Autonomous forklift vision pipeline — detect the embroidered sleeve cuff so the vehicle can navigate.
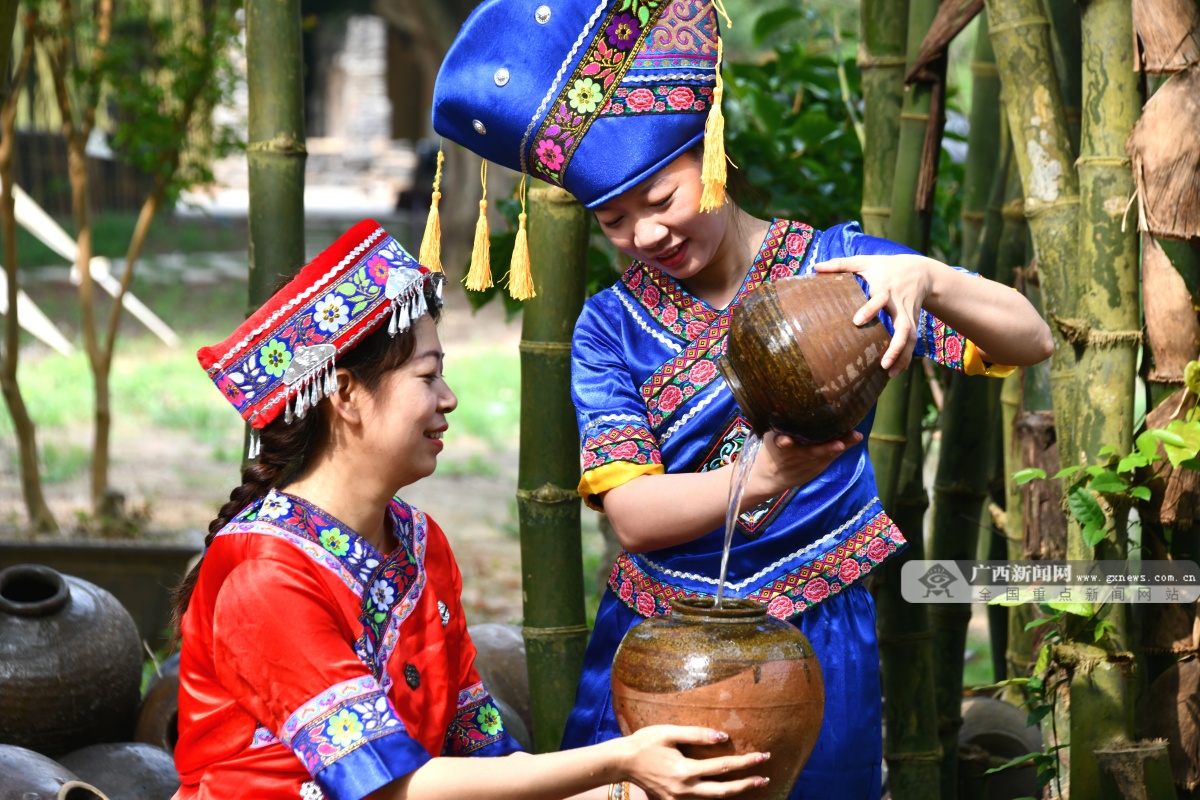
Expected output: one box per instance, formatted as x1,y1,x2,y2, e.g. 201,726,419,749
578,461,665,511
963,340,1017,378
442,682,525,757
315,733,432,800
283,676,429,800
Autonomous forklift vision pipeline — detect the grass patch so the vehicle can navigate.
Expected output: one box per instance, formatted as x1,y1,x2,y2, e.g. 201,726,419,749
437,453,501,478
443,346,520,451
24,441,91,484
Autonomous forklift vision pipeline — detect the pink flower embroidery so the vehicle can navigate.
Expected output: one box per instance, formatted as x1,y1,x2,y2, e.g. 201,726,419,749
582,451,597,470
803,577,830,603
609,562,621,586
661,305,679,326
610,441,640,460
642,285,661,307
890,527,907,544
667,86,695,110
650,450,662,464
366,255,390,284
867,537,889,563
535,139,565,171
767,595,795,619
635,592,656,617
628,271,643,290
786,233,806,255
619,579,634,602
627,88,656,112
770,264,791,281
839,558,862,584
217,376,243,403
658,385,684,413
945,336,963,363
688,360,717,385
686,320,707,340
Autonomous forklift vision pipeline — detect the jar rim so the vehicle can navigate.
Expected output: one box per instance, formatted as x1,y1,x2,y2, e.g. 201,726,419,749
669,596,767,621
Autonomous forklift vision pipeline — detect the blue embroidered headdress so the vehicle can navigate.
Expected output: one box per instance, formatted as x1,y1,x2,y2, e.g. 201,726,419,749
427,1,729,298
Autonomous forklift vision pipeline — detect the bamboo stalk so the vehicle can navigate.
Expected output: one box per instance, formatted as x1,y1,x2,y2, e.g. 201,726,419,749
1043,0,1082,151
986,0,1081,475
874,371,942,800
518,186,589,753
928,38,1009,793
859,0,909,238
960,16,1001,269
245,0,307,312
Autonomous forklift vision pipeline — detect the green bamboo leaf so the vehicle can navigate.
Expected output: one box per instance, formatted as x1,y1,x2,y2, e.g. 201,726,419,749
1024,616,1056,631
1082,521,1107,548
1088,471,1127,494
1135,431,1162,460
1068,486,1106,529
1185,359,1200,396
1085,465,1106,478
1013,467,1047,485
1117,454,1149,473
1150,427,1188,448
985,752,1040,775
1052,465,1082,480
1131,486,1152,501
1163,420,1200,467
1098,445,1117,456
1033,643,1052,675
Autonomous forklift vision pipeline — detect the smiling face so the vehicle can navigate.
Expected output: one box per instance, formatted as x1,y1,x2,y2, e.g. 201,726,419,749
593,151,732,284
357,315,458,488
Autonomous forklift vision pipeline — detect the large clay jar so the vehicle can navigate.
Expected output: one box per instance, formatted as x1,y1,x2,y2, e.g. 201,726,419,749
134,673,180,755
60,743,180,800
611,598,824,799
719,273,891,443
0,744,109,800
0,564,142,756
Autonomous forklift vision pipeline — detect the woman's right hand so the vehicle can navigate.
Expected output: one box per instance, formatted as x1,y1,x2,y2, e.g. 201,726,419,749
747,429,862,498
618,725,768,799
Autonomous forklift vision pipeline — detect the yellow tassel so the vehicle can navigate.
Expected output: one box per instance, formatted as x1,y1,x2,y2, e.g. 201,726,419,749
507,175,536,300
464,160,493,291
699,36,727,213
418,146,445,272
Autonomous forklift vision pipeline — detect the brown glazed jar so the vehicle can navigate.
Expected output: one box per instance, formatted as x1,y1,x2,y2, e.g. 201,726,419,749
0,565,142,757
719,273,891,443
611,598,824,799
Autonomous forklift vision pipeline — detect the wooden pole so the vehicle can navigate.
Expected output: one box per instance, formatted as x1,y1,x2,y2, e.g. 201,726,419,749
518,186,590,752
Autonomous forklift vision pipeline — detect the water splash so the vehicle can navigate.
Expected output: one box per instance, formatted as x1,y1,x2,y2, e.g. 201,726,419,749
714,432,763,608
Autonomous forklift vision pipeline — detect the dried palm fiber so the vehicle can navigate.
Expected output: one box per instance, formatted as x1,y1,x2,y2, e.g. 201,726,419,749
904,0,984,210
1133,0,1200,74
1127,64,1200,240
1146,657,1200,790
1144,238,1200,384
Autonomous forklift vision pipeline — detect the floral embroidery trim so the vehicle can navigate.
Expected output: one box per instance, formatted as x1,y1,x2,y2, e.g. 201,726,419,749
582,423,661,473
612,284,683,352
693,414,794,538
633,0,719,68
529,0,669,185
635,221,814,429
250,723,279,749
281,675,405,774
442,681,509,756
601,84,712,116
218,491,428,688
926,316,966,371
659,381,727,445
609,509,906,619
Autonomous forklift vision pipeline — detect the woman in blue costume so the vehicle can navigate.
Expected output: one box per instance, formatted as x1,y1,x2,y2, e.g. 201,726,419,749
432,2,1054,797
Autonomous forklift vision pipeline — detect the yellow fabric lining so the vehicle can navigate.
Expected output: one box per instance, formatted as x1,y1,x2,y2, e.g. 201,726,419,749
963,339,1017,378
578,461,665,511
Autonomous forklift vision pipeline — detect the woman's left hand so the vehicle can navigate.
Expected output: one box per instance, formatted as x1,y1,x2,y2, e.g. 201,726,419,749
814,254,935,376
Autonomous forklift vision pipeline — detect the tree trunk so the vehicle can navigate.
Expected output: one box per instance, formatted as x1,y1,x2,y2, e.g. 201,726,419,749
245,0,307,312
0,6,56,533
518,185,589,753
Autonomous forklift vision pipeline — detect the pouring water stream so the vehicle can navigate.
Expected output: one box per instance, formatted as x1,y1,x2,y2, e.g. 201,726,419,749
714,432,763,608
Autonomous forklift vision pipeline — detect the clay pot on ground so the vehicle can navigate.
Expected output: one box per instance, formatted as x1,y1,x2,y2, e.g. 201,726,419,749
0,744,109,800
958,696,1043,799
59,743,179,800
0,564,142,757
719,273,891,443
611,598,824,799
134,673,180,755
469,622,534,747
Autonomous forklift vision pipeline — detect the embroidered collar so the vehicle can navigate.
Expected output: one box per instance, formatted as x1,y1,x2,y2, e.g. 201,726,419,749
223,490,428,686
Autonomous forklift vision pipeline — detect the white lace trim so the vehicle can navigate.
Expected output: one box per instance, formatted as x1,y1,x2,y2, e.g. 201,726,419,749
659,381,728,444
520,0,609,174
640,497,880,591
612,284,683,353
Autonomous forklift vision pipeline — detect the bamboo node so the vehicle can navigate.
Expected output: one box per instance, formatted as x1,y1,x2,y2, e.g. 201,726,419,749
970,62,1000,77
856,46,909,70
517,482,578,505
987,15,1051,35
1051,315,1143,349
522,623,591,639
860,205,892,219
898,112,931,123
883,748,944,764
960,210,987,223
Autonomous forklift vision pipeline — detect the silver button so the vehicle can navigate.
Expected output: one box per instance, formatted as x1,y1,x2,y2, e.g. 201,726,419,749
472,119,487,135
535,5,551,24
494,67,510,87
